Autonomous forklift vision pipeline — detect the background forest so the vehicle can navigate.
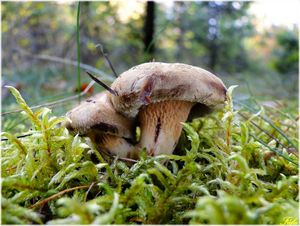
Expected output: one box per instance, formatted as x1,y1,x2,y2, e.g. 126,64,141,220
2,1,298,120
1,1,299,225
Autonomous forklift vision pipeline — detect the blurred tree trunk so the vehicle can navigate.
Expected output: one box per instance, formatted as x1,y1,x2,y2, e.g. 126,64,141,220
207,2,220,71
209,42,218,70
143,1,155,60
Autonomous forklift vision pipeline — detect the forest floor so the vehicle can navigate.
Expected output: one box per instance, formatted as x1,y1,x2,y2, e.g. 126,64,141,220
1,68,299,224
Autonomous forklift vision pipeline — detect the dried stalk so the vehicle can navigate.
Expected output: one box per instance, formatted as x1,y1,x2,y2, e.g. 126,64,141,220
30,184,91,209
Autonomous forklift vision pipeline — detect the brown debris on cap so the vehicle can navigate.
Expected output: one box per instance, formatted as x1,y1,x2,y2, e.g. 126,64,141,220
110,62,227,118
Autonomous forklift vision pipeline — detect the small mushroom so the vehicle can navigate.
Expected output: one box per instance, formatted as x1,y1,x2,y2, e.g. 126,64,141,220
110,62,227,156
64,91,138,159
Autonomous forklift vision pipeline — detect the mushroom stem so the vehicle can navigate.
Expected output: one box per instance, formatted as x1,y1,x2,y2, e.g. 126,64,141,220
138,100,193,156
89,133,139,159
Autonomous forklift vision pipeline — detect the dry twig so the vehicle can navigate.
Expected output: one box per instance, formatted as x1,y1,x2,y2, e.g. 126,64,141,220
30,185,91,209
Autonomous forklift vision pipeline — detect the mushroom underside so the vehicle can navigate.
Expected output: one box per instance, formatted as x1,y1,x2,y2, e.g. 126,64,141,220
65,99,214,160
138,100,194,156
88,133,139,159
88,100,213,158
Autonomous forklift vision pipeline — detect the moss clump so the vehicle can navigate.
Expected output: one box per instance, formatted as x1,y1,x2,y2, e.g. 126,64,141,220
1,86,298,224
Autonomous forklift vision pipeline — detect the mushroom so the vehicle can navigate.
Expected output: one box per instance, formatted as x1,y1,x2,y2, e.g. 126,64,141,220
64,91,138,159
109,62,227,156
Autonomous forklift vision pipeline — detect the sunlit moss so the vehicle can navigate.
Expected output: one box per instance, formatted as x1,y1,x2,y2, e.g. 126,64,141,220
1,86,298,224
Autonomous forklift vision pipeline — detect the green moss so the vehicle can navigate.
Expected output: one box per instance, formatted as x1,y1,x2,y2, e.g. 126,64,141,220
1,86,298,224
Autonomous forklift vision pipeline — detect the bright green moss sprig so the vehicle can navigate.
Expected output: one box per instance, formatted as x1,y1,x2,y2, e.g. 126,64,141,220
1,86,298,224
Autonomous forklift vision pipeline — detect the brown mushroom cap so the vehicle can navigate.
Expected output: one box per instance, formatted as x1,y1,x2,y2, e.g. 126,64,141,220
110,62,227,118
65,91,134,140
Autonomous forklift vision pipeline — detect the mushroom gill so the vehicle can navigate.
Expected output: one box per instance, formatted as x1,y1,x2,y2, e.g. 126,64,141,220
138,100,193,156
